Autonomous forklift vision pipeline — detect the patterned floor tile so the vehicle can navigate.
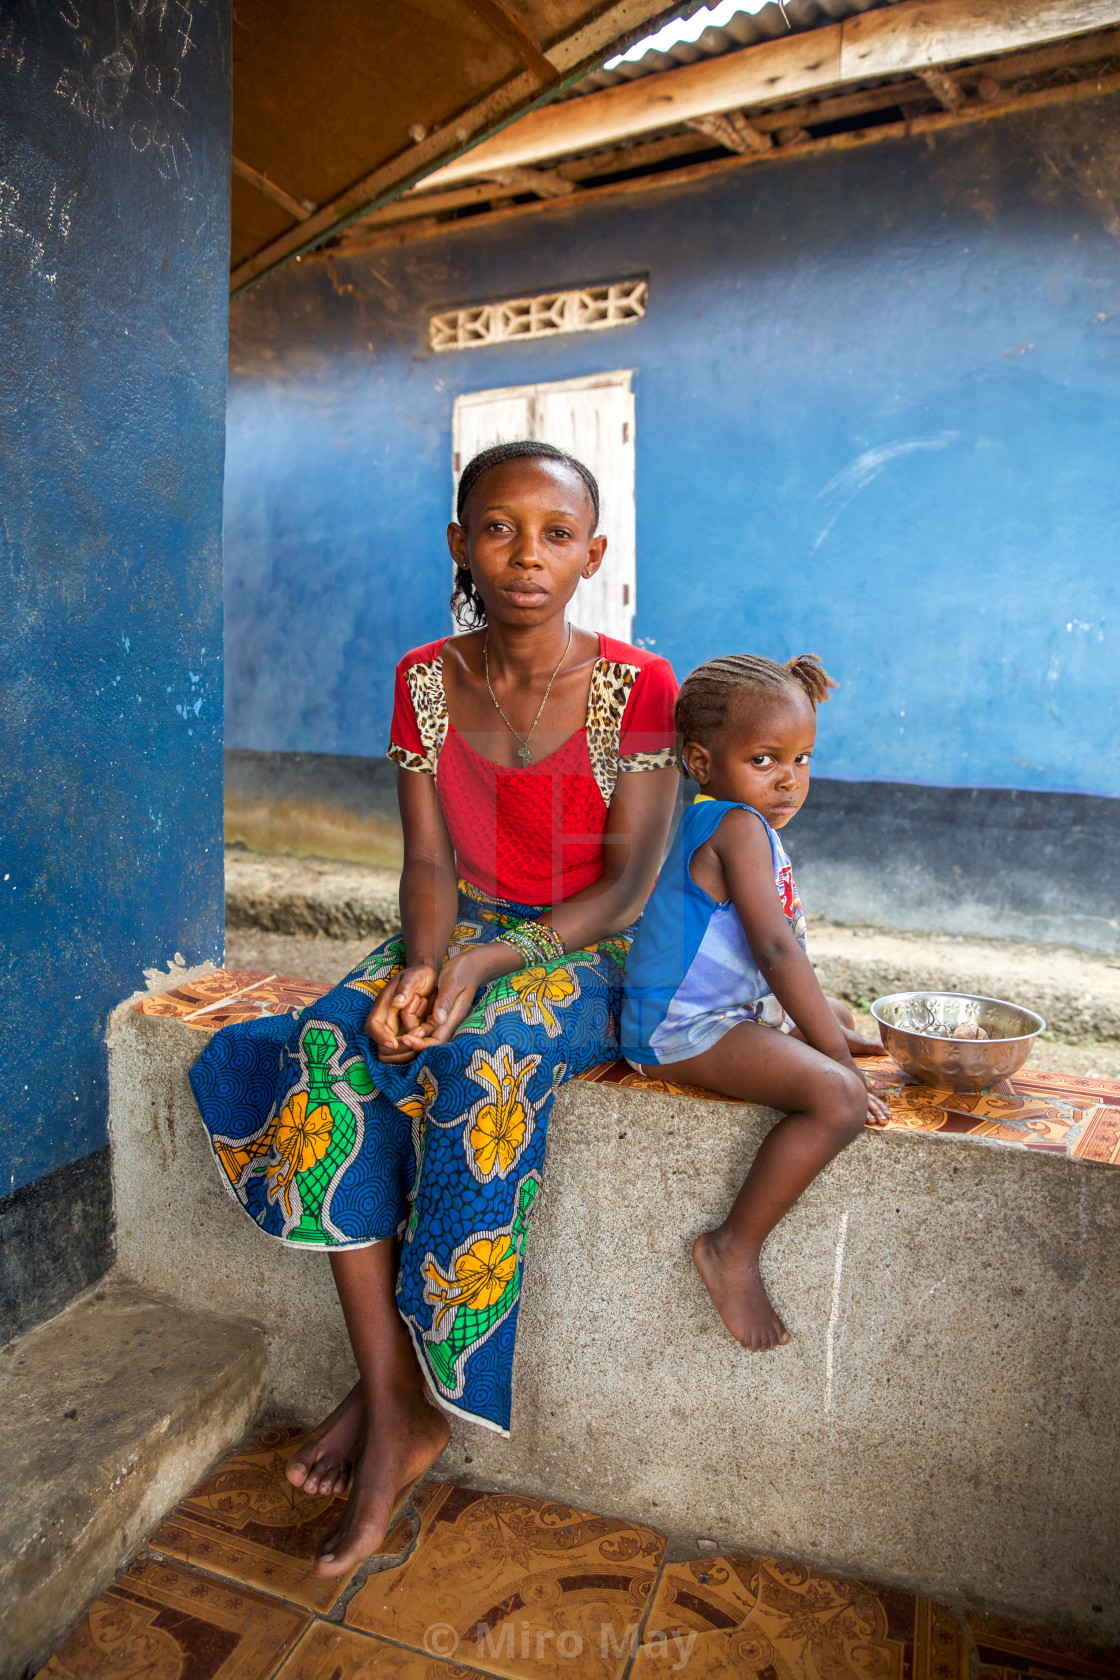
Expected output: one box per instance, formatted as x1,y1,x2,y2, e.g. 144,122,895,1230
36,1555,310,1679
968,1611,1120,1679
149,1427,413,1614
630,1553,969,1680
345,1483,666,1680
274,1621,487,1680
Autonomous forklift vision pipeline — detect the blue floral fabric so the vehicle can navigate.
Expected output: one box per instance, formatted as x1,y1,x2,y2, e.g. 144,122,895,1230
189,880,629,1435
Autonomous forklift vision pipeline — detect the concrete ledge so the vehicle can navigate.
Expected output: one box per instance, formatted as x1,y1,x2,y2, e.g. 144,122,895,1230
107,1001,1120,1641
225,850,400,940
0,1276,267,1680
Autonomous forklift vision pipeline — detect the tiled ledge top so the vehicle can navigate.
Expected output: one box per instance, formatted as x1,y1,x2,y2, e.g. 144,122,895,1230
131,969,1120,1167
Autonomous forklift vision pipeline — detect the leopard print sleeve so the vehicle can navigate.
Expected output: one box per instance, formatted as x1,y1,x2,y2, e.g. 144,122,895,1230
617,652,678,775
387,656,448,774
618,744,678,772
585,658,641,804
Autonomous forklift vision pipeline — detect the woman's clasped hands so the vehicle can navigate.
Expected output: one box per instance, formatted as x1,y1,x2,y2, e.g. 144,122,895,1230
364,948,493,1061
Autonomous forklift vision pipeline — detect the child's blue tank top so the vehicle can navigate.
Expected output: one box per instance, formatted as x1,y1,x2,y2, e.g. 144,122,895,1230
621,796,807,1067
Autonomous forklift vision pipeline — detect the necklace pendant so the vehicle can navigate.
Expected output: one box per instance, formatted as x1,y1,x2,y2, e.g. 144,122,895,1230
517,744,532,767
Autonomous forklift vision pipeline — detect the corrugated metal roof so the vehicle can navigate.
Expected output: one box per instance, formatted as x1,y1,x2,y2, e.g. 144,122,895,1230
568,0,900,96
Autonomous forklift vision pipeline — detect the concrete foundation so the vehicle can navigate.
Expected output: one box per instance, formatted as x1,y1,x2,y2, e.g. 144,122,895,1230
0,1277,267,1680
107,1000,1120,1641
224,749,403,870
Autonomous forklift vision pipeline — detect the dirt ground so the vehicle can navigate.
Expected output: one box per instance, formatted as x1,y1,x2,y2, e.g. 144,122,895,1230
225,929,1120,1081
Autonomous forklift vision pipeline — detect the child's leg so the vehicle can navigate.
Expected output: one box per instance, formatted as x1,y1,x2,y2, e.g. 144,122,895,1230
665,1024,868,1352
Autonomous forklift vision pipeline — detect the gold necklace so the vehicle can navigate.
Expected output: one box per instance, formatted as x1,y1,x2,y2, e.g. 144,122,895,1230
484,624,573,768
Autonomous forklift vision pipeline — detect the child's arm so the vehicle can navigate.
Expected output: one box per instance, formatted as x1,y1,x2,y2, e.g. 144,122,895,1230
707,811,862,1071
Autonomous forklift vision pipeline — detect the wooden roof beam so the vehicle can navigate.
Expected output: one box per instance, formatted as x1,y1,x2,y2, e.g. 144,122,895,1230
457,0,559,86
419,0,1120,187
229,0,692,295
330,66,1120,259
687,111,771,153
917,65,964,111
231,155,315,222
480,164,578,195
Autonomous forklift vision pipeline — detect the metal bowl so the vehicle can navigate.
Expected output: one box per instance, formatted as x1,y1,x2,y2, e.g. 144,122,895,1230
870,991,1046,1092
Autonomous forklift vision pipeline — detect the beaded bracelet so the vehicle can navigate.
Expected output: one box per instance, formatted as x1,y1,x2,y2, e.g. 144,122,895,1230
503,918,565,969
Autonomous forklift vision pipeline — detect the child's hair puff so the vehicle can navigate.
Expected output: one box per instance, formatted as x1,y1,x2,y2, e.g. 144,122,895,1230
451,441,601,629
675,652,837,749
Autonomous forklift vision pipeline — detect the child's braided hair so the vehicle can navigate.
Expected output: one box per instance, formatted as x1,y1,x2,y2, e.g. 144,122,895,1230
675,653,837,759
451,441,601,629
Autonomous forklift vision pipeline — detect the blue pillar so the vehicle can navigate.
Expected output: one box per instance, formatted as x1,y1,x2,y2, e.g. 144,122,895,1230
0,0,232,1340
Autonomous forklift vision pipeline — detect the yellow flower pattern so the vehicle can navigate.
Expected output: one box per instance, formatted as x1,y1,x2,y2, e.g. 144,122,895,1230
267,1090,334,1216
465,1047,538,1182
424,1235,518,1330
509,963,576,1034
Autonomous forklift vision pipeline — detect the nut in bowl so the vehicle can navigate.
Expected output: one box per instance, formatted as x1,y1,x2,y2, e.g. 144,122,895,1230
870,991,1046,1093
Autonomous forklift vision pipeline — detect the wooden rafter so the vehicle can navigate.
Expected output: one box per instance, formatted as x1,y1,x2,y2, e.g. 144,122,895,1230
338,21,1120,247
918,65,965,111
481,163,578,195
333,66,1120,256
417,0,1120,188
231,155,314,222
229,0,691,295
457,0,559,85
688,111,771,153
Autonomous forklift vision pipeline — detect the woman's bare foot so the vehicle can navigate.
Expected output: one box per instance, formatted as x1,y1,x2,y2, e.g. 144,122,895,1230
692,1230,790,1352
315,1389,451,1577
286,1382,366,1499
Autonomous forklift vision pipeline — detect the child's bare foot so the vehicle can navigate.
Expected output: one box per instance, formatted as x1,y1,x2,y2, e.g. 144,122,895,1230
692,1230,790,1352
286,1382,365,1499
315,1389,450,1577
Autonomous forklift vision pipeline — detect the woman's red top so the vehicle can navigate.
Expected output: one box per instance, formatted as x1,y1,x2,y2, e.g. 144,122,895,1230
388,635,677,907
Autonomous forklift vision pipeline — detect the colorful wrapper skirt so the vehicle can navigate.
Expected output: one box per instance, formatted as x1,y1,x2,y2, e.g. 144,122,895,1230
188,881,629,1436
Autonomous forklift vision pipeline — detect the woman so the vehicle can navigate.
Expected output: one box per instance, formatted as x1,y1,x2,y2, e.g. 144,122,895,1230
190,441,678,1576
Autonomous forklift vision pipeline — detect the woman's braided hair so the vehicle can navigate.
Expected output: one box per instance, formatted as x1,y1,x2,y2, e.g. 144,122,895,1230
451,441,601,629
675,653,837,761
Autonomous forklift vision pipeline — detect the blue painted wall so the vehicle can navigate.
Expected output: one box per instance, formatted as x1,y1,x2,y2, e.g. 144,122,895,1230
0,0,231,1207
226,96,1120,800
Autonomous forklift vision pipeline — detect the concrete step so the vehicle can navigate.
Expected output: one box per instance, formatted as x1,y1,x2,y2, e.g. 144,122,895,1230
225,849,400,940
222,851,1120,1043
0,1275,266,1680
809,920,1120,1043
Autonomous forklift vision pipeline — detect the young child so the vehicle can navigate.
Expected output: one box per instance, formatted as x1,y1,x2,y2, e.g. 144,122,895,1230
621,653,889,1353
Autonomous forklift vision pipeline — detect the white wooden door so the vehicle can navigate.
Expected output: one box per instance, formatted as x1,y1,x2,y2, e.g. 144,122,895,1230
452,371,636,641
